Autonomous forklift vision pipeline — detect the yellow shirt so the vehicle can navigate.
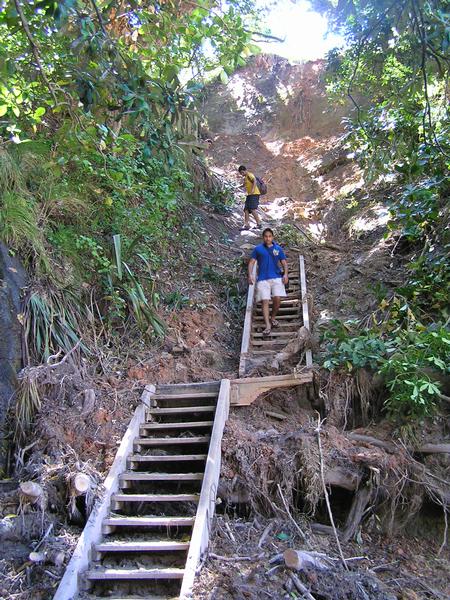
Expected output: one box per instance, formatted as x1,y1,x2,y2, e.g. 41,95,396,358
245,172,260,195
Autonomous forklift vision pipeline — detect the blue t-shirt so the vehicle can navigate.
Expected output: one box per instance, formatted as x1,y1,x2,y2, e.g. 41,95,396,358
251,243,286,281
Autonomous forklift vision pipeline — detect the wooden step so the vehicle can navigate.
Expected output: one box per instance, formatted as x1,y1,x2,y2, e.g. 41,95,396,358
103,516,195,528
128,454,207,463
147,406,215,415
94,540,190,553
112,493,199,503
253,314,301,321
83,596,178,600
120,472,203,482
153,392,217,400
140,421,213,431
251,340,288,347
134,436,210,446
252,322,300,329
85,567,185,581
255,308,299,314
251,327,297,339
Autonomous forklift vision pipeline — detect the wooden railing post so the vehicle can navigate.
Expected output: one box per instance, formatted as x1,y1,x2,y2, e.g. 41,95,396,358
299,255,313,368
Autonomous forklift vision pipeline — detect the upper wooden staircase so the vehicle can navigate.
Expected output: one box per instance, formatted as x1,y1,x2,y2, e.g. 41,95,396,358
239,254,313,376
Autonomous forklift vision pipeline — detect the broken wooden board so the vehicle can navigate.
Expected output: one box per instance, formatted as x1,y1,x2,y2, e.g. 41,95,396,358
230,372,314,406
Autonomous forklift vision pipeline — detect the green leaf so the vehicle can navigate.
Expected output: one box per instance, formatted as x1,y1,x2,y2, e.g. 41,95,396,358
113,234,123,281
219,69,229,84
0,104,7,116
33,107,46,118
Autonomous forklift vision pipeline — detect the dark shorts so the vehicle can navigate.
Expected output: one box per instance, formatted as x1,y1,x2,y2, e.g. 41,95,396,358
244,194,260,211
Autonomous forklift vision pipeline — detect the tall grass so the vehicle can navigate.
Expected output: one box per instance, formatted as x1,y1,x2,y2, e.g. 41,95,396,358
23,287,88,364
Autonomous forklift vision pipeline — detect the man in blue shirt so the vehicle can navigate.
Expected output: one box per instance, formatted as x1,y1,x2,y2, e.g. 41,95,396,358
248,228,289,336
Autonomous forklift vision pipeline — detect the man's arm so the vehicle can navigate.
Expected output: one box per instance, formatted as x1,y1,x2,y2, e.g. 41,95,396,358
248,258,256,285
281,259,288,285
248,173,257,195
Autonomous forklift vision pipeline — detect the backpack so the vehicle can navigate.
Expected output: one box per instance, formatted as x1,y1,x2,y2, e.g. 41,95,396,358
255,175,267,195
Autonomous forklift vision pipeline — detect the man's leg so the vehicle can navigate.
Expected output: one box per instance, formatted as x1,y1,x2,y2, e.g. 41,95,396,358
244,208,250,228
271,296,281,325
261,300,271,334
251,209,261,226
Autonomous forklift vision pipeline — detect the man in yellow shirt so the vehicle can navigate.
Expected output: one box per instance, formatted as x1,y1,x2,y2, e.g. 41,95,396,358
238,165,262,230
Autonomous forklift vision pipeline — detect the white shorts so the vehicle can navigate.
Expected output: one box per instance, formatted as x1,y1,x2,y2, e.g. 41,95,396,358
256,278,286,302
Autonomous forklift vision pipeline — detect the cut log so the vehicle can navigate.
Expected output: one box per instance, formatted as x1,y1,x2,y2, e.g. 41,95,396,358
29,551,45,563
283,549,328,571
70,473,91,496
20,481,44,505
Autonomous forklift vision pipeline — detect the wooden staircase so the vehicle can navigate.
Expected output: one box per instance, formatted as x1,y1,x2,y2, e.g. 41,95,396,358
239,254,312,376
54,381,230,600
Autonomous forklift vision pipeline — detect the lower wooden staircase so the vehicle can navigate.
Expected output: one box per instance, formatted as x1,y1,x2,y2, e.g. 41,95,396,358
54,381,229,600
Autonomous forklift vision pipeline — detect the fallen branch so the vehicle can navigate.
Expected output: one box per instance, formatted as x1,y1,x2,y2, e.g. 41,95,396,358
348,433,450,455
209,552,264,562
290,574,316,600
258,521,274,548
341,485,373,543
264,410,287,421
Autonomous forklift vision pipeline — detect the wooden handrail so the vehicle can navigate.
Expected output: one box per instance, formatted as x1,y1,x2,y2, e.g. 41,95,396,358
179,378,230,599
239,262,257,377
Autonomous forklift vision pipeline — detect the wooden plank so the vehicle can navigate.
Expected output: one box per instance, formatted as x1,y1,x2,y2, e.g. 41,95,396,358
230,373,314,406
94,541,190,553
180,379,230,599
112,493,199,503
53,384,156,600
252,327,297,339
299,255,313,368
134,436,210,446
128,454,207,462
253,314,300,320
252,322,300,330
85,568,185,581
251,339,290,346
156,382,220,394
141,421,213,430
153,392,217,400
147,406,215,415
119,472,203,482
103,516,195,527
239,262,256,377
